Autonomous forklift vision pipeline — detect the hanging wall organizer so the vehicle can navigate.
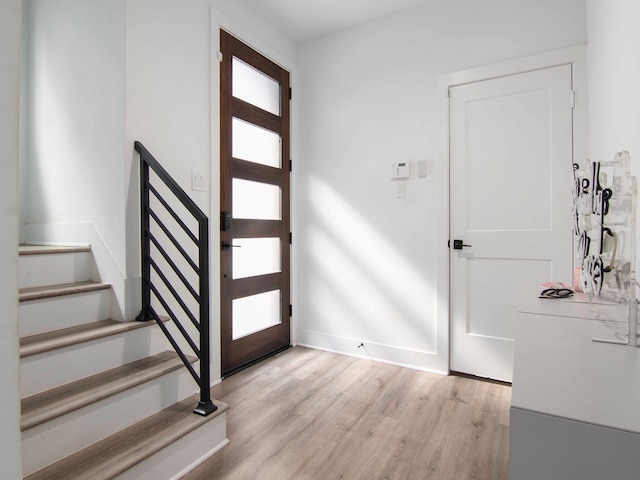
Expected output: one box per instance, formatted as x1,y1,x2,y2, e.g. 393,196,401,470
572,151,638,345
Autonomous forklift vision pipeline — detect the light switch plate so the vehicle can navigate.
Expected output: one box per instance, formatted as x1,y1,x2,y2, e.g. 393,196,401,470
191,170,206,192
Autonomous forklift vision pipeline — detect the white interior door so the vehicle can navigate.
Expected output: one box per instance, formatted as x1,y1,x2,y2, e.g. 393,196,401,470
449,64,573,382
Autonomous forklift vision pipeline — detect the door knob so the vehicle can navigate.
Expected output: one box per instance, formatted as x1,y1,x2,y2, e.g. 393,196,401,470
221,241,241,250
452,239,472,250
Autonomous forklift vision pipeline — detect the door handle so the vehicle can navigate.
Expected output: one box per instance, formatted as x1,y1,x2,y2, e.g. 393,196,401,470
221,241,241,250
452,239,472,250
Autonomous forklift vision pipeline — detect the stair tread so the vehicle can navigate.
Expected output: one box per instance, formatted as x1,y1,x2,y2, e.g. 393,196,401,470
19,244,91,255
20,318,167,358
25,395,228,480
21,351,197,431
19,281,111,302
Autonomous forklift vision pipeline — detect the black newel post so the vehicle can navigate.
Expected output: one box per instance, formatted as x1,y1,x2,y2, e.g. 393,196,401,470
136,144,153,322
193,216,217,416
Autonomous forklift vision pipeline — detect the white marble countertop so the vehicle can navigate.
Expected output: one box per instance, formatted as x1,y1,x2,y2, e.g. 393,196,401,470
518,290,630,323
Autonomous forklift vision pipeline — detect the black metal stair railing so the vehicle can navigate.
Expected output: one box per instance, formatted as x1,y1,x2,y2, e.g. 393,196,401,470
135,140,216,416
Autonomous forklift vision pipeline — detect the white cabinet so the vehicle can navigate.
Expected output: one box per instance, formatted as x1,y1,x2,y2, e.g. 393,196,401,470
510,295,640,479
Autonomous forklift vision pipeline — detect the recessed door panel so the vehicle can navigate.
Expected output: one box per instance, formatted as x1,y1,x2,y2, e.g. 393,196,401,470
465,258,552,339
465,88,552,232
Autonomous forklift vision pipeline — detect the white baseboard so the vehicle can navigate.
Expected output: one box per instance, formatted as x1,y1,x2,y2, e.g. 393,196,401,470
297,329,448,375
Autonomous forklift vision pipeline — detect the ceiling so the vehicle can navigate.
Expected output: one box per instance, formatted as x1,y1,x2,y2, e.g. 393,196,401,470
240,0,431,43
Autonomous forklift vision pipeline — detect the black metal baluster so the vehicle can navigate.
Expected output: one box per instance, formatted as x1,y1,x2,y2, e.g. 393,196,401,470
194,216,216,416
135,141,217,416
136,151,153,322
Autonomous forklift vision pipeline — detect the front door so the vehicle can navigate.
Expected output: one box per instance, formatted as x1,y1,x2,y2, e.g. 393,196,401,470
449,64,574,382
220,30,291,375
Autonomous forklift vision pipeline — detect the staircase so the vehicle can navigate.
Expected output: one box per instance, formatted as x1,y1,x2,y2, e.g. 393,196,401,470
18,245,228,479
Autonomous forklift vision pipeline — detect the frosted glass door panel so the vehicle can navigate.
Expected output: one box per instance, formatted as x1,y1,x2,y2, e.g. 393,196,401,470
233,178,281,219
232,56,280,116
233,290,281,340
233,237,281,279
232,118,281,168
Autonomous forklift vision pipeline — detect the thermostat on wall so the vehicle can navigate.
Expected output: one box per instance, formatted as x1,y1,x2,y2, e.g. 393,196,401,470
392,162,410,179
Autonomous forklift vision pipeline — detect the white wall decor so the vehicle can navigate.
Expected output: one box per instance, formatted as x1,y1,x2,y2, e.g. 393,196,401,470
573,152,637,300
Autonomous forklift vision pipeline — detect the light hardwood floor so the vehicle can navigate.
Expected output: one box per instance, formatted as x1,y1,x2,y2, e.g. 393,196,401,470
183,347,511,480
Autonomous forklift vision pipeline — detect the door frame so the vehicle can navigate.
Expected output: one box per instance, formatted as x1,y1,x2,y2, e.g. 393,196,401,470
434,45,588,375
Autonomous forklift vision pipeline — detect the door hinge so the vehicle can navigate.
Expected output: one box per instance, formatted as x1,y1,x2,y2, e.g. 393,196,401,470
289,304,293,317
570,89,575,109
217,51,223,63
289,159,292,172
289,232,292,244
289,87,292,100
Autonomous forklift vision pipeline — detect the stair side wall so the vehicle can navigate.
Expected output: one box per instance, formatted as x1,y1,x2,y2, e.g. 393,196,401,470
0,0,23,477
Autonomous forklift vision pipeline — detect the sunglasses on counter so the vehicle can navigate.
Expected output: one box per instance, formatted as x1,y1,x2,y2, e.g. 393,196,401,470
539,288,574,299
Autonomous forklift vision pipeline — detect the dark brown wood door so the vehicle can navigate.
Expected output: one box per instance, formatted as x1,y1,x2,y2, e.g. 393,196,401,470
220,30,290,376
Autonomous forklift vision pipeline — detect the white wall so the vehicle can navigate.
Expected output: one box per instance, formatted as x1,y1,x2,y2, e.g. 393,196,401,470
586,0,640,278
125,0,296,380
22,0,128,316
296,0,587,372
0,0,24,477
587,0,640,162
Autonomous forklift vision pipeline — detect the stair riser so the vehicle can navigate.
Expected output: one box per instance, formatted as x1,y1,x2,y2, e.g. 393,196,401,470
22,369,199,476
19,289,111,336
117,413,229,480
20,326,169,397
19,251,92,289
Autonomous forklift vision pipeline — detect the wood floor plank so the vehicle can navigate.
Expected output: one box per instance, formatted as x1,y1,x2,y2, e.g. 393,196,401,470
182,347,512,480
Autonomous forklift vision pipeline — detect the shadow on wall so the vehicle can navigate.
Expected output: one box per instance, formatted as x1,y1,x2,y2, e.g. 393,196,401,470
304,176,437,354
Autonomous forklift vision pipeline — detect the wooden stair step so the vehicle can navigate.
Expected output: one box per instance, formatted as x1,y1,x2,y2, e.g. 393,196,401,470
19,318,168,358
19,244,91,256
19,281,111,302
24,395,228,480
21,351,196,431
